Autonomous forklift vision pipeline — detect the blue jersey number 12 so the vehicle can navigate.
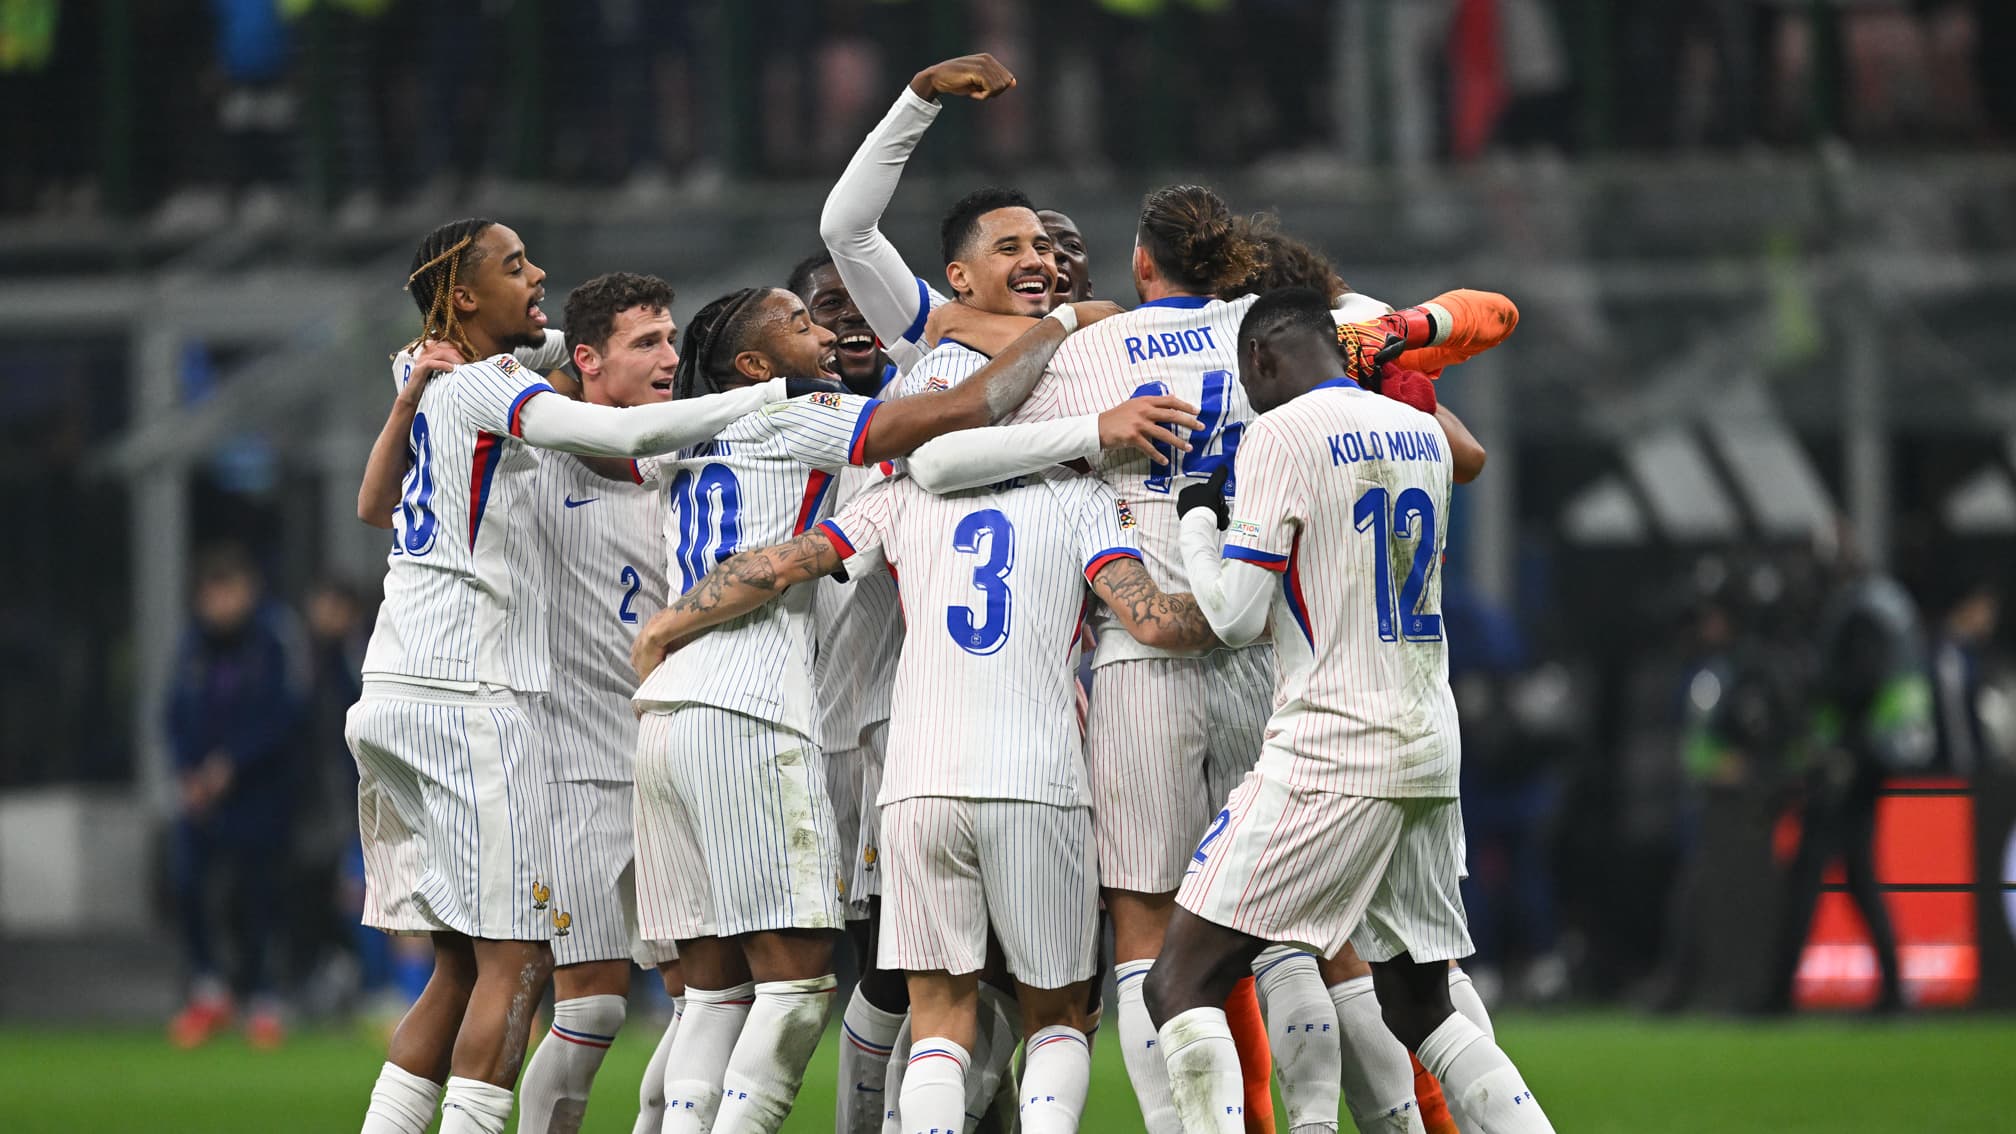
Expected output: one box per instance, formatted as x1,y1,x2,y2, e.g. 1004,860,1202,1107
1351,485,1443,643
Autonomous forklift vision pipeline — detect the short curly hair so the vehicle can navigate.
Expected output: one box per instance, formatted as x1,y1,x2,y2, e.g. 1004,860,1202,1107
562,271,676,355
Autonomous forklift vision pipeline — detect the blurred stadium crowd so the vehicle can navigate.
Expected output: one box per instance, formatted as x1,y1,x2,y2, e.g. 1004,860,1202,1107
3,0,2016,224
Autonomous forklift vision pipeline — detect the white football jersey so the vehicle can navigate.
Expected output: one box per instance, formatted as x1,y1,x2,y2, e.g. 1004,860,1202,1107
812,461,902,753
362,354,557,691
633,391,882,738
529,451,669,782
819,468,1141,808
1006,295,1259,666
1221,378,1459,798
896,338,991,398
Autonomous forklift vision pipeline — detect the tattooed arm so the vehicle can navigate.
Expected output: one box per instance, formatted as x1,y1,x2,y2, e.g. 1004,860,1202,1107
630,529,847,680
1091,557,1221,653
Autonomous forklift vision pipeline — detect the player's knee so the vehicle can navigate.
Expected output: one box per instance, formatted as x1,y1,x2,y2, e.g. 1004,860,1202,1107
858,961,911,1013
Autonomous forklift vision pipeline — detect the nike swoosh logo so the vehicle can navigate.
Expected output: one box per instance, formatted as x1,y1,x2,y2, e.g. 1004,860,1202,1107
853,1082,883,1094
563,496,599,508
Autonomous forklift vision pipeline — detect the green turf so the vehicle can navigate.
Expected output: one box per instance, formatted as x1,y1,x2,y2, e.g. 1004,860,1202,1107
1,1012,2009,1132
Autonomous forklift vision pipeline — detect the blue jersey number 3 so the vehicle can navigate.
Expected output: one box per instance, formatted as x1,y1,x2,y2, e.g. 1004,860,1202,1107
947,508,1015,655
392,411,438,557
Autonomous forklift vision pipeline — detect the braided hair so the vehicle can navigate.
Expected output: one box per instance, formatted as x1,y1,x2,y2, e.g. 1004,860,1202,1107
403,218,497,362
672,288,773,400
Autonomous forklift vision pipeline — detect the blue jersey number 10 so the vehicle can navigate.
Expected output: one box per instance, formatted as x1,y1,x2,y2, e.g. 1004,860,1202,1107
1351,485,1443,643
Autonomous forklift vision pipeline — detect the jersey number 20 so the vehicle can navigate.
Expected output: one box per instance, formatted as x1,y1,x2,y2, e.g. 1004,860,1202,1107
392,411,438,557
947,508,1014,655
1352,486,1443,642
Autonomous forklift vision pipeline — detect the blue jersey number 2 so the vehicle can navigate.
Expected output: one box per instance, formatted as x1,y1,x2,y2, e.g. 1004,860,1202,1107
618,565,642,623
1351,486,1444,643
946,508,1015,655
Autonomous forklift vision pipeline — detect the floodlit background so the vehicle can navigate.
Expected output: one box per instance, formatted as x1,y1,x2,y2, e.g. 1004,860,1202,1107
0,1,2013,1130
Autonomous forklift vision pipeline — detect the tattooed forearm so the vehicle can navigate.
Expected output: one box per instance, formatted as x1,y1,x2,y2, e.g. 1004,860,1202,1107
1096,559,1222,652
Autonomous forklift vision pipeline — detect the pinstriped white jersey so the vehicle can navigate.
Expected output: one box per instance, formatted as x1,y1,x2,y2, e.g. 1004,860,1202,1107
361,355,557,691
896,338,991,398
528,452,669,782
1221,379,1459,798
884,277,951,376
633,392,882,737
1006,296,1260,667
818,468,1141,808
812,461,901,753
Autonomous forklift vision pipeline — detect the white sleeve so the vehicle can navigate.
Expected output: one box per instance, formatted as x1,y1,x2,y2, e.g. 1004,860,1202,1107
905,415,1102,495
513,382,783,457
515,328,570,371
819,87,943,366
1180,507,1275,648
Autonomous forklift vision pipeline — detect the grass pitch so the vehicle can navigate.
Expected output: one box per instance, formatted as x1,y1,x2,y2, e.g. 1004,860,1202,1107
2,1011,2008,1132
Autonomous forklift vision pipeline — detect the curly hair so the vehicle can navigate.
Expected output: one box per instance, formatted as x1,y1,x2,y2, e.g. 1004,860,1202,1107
562,272,676,357
940,186,1038,265
1220,224,1351,302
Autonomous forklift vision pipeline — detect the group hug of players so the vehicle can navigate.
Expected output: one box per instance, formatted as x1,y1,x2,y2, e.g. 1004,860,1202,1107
344,54,1549,1134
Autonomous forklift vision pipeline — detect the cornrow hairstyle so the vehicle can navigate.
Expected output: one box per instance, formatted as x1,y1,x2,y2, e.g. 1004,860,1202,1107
1236,285,1344,360
672,288,772,400
562,271,676,358
940,186,1038,265
786,251,835,302
404,217,497,362
1137,185,1262,297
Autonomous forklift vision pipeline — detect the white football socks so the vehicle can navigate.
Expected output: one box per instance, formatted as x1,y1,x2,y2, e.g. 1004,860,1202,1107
660,982,755,1134
1416,1013,1554,1134
359,1061,441,1134
1019,1024,1091,1133
837,987,904,1134
1115,959,1181,1133
1448,967,1494,1040
632,997,684,1134
1254,946,1342,1134
1158,1006,1246,1134
1329,976,1426,1134
712,974,837,1134
518,993,627,1134
438,1076,513,1134
898,1037,970,1134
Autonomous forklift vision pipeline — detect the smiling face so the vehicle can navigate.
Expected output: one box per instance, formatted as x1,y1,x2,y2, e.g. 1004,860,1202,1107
456,223,549,353
575,305,679,408
733,289,839,384
946,206,1057,318
1039,209,1091,303
798,261,887,393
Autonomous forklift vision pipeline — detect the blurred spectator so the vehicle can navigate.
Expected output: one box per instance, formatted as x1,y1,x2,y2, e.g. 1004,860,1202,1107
1760,559,1933,1014
1929,577,1999,775
288,578,367,1014
165,545,308,1048
1450,586,1574,1003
